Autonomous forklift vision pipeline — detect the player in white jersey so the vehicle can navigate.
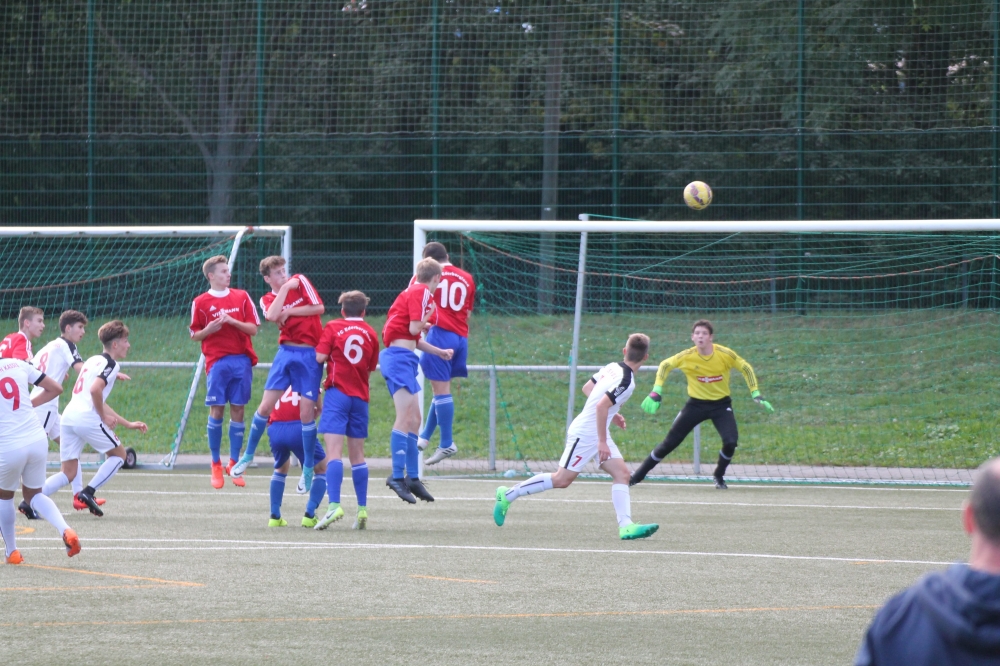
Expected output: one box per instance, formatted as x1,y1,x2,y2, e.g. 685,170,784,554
493,334,660,540
0,357,81,564
18,310,98,519
42,321,147,517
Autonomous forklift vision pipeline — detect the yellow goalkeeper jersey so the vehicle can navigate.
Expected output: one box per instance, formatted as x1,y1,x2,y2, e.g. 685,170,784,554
653,344,759,401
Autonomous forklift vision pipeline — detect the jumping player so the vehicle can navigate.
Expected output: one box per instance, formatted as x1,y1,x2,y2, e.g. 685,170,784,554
21,310,93,518
493,334,659,541
0,306,46,361
629,319,774,489
43,321,148,516
0,356,80,564
189,255,261,489
380,258,453,504
314,291,379,530
412,242,476,465
231,256,324,490
265,387,328,528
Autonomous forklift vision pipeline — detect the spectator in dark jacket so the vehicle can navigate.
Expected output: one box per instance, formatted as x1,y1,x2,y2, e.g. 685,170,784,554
855,457,1000,665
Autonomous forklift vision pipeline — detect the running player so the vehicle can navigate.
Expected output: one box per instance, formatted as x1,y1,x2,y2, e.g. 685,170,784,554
314,291,379,530
412,242,476,465
0,306,45,361
44,321,148,516
380,258,453,504
231,256,325,490
493,334,659,540
629,319,775,489
265,387,328,528
21,310,93,518
0,356,80,564
189,255,261,489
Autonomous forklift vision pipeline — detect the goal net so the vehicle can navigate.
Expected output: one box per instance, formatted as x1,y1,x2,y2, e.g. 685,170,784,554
0,226,288,466
415,220,999,485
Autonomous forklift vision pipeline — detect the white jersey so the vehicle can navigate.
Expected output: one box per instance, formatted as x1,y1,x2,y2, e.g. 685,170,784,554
567,361,636,439
29,337,83,405
0,358,48,452
61,353,120,426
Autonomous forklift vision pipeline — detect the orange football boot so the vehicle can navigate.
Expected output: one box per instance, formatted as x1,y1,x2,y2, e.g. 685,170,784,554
62,528,81,557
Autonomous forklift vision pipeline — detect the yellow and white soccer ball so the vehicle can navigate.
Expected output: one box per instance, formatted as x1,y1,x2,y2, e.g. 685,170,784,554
683,181,713,210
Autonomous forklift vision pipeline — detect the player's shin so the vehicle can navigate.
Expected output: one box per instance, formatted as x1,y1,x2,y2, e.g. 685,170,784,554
434,394,455,449
504,473,554,502
629,455,660,486
0,498,16,557
29,493,69,534
405,432,420,478
714,442,737,479
390,430,407,479
269,472,286,518
42,471,69,496
352,462,368,507
301,422,318,470
70,470,83,495
326,460,343,504
207,416,223,463
87,455,124,491
611,484,632,527
237,412,269,466
306,474,326,518
228,420,245,464
419,402,438,442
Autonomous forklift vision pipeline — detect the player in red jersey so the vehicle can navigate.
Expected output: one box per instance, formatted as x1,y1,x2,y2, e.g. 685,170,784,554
264,386,329,527
189,255,261,489
410,242,476,465
380,258,453,503
0,306,46,361
231,256,325,491
313,291,379,530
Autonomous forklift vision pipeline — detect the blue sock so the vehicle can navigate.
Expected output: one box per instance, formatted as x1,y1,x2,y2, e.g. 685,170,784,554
352,463,369,507
301,422,317,469
406,432,420,478
207,416,223,463
326,460,344,504
269,472,286,518
390,430,407,479
435,394,455,449
228,420,245,463
306,474,327,518
419,401,438,441
244,412,269,459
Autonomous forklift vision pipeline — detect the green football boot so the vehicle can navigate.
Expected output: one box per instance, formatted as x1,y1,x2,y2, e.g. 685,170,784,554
493,486,510,526
619,522,659,540
301,514,319,528
268,517,288,527
314,504,345,530
353,506,368,530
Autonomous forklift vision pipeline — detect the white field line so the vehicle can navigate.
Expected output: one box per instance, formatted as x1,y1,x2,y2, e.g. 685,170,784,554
14,537,955,565
88,489,959,511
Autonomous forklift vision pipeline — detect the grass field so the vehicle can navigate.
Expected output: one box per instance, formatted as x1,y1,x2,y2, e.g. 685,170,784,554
3,471,971,665
6,308,997,473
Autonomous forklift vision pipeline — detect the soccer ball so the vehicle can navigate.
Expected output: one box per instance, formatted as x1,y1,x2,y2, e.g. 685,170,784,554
683,181,713,210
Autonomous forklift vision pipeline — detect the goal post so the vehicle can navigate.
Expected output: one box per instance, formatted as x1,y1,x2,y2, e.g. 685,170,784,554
0,225,291,468
414,219,1000,485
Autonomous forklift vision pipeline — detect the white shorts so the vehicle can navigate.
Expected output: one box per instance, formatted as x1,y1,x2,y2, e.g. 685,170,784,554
60,420,121,462
0,435,49,491
36,404,60,441
558,432,622,473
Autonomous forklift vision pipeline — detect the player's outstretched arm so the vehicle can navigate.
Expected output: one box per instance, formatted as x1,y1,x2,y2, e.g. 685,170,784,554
30,375,63,408
641,358,675,414
105,403,149,432
416,339,453,360
734,354,773,413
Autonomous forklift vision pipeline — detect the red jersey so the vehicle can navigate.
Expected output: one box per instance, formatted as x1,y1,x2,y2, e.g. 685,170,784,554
0,332,32,361
409,262,475,337
189,288,260,372
259,274,323,347
382,282,436,347
268,386,302,424
316,318,379,401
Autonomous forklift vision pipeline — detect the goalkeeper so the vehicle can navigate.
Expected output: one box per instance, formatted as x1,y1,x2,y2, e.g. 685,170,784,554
629,319,774,489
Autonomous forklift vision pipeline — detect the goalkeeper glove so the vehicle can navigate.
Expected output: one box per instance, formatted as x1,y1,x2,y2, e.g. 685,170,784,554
641,386,664,414
751,390,774,414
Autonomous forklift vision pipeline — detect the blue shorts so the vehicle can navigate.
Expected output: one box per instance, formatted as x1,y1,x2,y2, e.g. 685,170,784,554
319,386,369,439
267,420,326,469
420,327,469,381
205,355,253,406
379,346,421,396
264,345,323,401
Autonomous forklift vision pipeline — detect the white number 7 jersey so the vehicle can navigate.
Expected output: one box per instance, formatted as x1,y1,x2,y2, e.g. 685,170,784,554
567,361,636,439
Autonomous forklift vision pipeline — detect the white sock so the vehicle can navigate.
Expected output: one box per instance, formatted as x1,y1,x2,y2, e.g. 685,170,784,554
71,469,84,494
612,483,632,527
87,456,124,491
0,498,16,557
505,473,554,502
30,493,69,535
43,472,69,496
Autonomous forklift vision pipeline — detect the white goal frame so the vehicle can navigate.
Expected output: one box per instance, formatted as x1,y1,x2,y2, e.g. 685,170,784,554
414,218,999,484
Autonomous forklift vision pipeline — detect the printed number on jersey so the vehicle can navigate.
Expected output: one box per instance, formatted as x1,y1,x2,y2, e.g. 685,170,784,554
73,370,87,394
279,386,299,407
36,352,49,372
343,335,366,365
0,376,20,410
437,279,467,312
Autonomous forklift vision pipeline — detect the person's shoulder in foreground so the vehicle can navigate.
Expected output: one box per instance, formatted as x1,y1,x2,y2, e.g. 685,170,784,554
855,458,1000,666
